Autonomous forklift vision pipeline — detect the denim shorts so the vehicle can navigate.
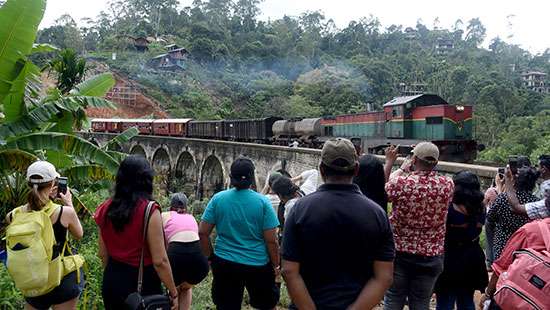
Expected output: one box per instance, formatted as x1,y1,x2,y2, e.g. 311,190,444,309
25,268,86,310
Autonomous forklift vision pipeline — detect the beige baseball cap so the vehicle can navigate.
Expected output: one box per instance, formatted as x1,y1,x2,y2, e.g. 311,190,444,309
412,142,440,162
321,138,358,171
26,161,60,184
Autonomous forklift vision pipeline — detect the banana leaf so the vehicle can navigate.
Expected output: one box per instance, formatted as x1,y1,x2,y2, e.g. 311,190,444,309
0,149,37,173
104,127,139,151
0,95,115,138
2,60,40,122
31,43,58,54
62,164,113,182
45,150,74,169
4,132,120,173
0,0,46,102
70,73,115,97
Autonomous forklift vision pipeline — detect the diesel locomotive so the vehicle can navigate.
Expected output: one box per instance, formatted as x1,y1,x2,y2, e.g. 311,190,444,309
91,94,479,162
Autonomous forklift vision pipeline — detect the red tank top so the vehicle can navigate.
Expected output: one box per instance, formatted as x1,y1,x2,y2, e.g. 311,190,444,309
94,198,160,267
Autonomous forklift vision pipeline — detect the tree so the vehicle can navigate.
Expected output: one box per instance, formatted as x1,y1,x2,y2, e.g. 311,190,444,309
46,49,86,94
465,18,486,47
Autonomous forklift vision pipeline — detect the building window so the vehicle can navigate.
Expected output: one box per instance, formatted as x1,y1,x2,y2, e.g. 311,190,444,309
426,116,443,125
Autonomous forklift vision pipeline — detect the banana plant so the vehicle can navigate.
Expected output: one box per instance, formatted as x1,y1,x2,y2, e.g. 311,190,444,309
0,0,136,216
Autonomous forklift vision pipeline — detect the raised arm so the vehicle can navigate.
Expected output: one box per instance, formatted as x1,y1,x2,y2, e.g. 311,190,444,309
384,145,398,182
59,189,83,240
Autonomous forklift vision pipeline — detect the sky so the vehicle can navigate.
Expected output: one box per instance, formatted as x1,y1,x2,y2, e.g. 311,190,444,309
40,0,550,54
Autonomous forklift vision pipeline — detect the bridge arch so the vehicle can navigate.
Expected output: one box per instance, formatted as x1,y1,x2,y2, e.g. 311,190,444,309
152,147,171,173
200,155,226,199
174,152,197,198
151,147,172,195
129,144,147,158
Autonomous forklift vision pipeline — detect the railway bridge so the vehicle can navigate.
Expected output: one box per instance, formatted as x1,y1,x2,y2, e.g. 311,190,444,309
85,133,497,200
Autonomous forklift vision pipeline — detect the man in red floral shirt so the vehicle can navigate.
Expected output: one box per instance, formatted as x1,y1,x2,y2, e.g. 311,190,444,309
383,142,454,310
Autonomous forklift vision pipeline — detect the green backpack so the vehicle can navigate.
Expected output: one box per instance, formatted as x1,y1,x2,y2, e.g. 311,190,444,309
6,201,64,297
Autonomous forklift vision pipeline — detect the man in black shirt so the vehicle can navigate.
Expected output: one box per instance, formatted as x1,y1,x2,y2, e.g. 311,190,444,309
282,138,395,309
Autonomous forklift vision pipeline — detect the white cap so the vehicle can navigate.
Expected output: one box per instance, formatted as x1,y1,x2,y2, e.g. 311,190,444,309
27,161,60,184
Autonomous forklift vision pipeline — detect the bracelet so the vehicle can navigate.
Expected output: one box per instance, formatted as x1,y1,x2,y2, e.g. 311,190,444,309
484,288,494,298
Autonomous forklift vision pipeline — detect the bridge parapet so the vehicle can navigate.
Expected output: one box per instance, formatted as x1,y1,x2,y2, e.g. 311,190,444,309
83,133,498,198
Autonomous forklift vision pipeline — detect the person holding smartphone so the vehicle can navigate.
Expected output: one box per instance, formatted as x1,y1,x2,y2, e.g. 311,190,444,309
486,164,539,261
506,155,550,220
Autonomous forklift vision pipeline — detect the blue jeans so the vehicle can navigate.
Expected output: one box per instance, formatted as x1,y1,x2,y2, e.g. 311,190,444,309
436,291,475,310
384,252,444,310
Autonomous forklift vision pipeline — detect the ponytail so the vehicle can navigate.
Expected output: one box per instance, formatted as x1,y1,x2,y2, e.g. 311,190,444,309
27,180,53,211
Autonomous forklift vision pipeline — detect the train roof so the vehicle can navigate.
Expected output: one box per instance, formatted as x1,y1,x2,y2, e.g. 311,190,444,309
383,94,448,107
152,119,192,123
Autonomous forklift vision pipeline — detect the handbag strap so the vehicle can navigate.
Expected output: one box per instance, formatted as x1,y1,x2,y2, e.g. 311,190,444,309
137,201,155,293
538,221,550,252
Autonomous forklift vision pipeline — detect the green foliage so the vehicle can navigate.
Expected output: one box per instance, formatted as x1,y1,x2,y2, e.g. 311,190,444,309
0,0,45,102
46,49,86,94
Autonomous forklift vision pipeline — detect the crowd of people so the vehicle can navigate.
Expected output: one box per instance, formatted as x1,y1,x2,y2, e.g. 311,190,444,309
3,138,550,310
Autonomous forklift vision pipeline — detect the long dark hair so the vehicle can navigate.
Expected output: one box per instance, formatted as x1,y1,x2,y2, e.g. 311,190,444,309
107,155,154,231
515,166,540,193
353,155,388,212
452,171,484,221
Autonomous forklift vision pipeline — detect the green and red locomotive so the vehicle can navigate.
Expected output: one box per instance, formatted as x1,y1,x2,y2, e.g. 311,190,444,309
319,94,478,162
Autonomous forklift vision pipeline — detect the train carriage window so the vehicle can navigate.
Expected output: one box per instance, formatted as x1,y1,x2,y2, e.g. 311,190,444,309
426,116,443,124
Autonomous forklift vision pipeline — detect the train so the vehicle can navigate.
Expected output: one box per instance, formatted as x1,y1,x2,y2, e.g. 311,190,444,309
91,94,480,162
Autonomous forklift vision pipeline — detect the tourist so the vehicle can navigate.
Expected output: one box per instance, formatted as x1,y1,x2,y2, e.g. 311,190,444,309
353,154,389,212
484,173,505,271
261,171,284,210
5,161,84,310
507,155,550,220
271,176,305,223
199,157,280,310
486,166,539,261
162,193,209,310
435,171,488,310
282,138,395,309
290,169,321,195
384,142,454,310
94,156,178,310
480,206,550,309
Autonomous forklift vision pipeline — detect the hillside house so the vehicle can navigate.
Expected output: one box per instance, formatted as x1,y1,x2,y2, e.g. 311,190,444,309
148,45,188,71
131,36,151,52
521,71,549,93
435,38,454,55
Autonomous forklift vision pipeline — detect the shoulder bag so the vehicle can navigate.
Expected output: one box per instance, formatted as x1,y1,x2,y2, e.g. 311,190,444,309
125,201,172,310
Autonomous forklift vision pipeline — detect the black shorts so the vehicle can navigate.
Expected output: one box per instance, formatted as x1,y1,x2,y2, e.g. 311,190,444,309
211,255,280,310
167,241,209,286
25,268,85,310
102,258,162,310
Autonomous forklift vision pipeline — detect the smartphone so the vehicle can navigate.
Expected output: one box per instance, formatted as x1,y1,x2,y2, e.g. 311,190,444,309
508,156,518,175
57,177,68,196
498,167,506,178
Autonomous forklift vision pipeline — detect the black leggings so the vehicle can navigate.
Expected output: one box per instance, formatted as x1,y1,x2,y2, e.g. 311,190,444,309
102,258,162,310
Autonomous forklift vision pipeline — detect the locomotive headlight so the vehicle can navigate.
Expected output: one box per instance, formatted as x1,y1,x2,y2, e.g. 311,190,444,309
456,105,465,112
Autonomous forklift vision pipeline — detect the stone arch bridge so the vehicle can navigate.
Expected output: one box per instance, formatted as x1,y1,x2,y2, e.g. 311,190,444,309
86,133,323,200
85,133,497,200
